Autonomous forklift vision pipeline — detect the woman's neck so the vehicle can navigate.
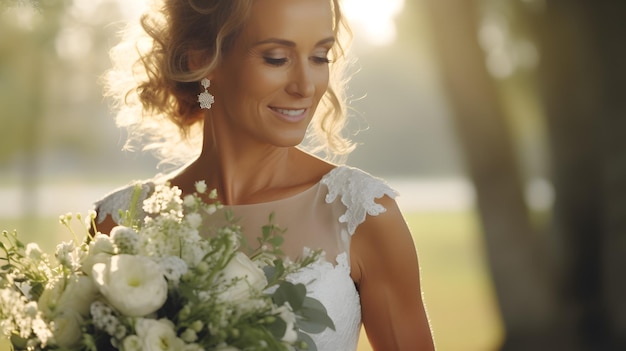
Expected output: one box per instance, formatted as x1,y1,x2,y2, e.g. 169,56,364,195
200,142,297,203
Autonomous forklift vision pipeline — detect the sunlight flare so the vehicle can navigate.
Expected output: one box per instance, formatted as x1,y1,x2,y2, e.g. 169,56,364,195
342,0,405,46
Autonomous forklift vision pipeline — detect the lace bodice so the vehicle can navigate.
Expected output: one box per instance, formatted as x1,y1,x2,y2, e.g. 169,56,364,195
94,165,397,351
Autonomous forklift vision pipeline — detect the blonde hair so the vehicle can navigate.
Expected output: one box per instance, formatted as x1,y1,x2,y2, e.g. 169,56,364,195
104,0,354,166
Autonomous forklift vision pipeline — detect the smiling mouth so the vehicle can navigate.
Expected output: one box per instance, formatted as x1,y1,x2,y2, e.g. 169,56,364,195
270,107,307,116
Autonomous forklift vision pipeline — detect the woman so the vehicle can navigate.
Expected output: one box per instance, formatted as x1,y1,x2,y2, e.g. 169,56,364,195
95,0,435,350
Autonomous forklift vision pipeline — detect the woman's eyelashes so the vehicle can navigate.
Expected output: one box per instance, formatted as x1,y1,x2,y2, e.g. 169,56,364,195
264,57,288,66
262,55,331,66
312,56,331,64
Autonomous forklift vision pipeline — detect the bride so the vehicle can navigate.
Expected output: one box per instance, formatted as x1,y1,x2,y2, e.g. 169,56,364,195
95,0,435,350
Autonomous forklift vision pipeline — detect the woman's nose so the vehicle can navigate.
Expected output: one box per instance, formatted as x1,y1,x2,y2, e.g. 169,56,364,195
286,60,316,97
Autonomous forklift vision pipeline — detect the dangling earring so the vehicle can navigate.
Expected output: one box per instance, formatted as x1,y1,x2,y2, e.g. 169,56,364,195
198,78,214,110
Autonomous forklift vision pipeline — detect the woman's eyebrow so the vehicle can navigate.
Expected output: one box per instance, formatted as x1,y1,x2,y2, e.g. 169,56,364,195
252,36,335,47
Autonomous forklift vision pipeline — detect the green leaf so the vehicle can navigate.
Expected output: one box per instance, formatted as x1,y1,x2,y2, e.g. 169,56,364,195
296,331,317,351
263,265,276,281
297,297,336,333
272,281,306,310
265,315,287,340
269,236,284,247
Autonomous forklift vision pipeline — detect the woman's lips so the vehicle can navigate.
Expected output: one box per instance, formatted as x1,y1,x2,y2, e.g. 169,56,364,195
269,107,308,122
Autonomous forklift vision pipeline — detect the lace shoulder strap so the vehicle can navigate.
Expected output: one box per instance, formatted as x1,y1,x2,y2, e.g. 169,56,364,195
321,166,398,236
93,181,154,225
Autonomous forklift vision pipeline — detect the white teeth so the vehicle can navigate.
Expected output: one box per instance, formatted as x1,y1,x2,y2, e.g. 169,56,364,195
273,108,305,116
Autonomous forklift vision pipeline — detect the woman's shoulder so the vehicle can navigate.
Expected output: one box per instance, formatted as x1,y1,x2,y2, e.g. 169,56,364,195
321,165,398,235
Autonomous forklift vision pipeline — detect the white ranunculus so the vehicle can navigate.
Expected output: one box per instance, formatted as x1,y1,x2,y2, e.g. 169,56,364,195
57,275,98,316
275,303,298,343
91,233,116,253
51,309,83,349
135,318,184,351
92,255,168,317
81,252,112,276
218,252,267,303
81,233,115,275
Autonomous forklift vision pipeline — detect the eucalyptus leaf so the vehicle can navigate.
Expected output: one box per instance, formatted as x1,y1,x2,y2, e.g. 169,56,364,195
272,281,306,310
266,315,287,339
298,297,336,332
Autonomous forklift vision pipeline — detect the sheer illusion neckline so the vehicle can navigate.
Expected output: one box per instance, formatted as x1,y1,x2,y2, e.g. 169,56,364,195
192,166,341,209
226,181,324,209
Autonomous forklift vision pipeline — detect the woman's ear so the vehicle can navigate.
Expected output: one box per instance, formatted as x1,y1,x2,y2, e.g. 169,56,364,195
187,49,214,75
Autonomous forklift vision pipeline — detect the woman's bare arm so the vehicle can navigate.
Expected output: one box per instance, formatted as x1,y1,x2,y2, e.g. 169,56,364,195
351,196,435,351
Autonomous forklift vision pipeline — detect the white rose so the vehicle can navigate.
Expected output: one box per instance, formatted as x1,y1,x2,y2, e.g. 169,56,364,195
275,303,298,343
57,275,98,316
52,309,83,349
81,252,112,276
92,255,168,317
218,252,267,303
135,318,184,351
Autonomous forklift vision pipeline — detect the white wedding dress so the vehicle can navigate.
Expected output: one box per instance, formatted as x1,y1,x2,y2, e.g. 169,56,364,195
95,165,397,351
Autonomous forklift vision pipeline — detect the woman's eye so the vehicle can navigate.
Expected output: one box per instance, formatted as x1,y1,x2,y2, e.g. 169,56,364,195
264,57,288,66
312,56,331,64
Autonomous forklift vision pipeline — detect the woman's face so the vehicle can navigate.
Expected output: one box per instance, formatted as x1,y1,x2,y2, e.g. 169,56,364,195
209,0,334,148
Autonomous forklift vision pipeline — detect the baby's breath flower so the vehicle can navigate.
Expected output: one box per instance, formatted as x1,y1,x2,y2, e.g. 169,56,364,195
205,203,218,216
24,302,38,317
183,194,196,208
159,256,189,285
195,180,207,194
55,241,76,269
110,226,140,254
208,188,218,199
25,243,43,261
143,183,183,215
186,212,203,229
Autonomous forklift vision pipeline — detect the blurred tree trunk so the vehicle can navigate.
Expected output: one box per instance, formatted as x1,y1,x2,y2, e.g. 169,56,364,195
421,1,558,349
526,1,626,350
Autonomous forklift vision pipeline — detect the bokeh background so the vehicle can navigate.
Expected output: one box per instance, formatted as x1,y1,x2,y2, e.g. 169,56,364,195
2,0,625,350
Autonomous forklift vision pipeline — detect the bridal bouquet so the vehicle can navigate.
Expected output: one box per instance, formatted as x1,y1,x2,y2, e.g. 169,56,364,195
0,182,334,351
